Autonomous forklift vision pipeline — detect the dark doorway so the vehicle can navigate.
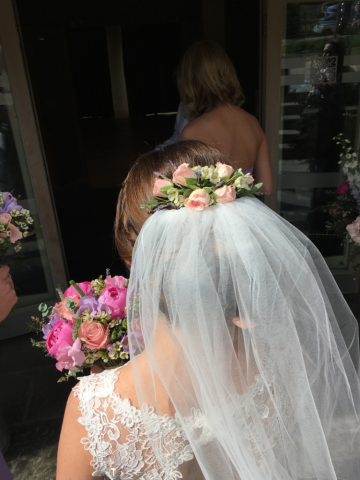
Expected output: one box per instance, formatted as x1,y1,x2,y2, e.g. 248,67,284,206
14,0,260,282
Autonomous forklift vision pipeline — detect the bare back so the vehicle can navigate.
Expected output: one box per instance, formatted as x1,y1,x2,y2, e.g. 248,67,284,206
182,103,273,194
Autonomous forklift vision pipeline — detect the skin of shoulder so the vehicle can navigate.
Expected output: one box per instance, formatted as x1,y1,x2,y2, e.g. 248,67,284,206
56,388,94,480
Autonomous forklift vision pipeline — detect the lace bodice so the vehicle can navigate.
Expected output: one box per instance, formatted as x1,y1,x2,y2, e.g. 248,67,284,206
73,366,196,480
74,366,281,479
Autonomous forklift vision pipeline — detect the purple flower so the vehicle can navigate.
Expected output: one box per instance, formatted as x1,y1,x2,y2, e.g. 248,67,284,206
42,313,61,340
122,331,145,353
96,303,112,317
0,192,22,214
106,344,114,351
75,295,99,318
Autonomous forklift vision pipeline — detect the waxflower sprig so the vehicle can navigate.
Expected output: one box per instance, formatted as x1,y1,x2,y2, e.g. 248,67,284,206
0,191,36,262
141,162,263,213
28,271,140,383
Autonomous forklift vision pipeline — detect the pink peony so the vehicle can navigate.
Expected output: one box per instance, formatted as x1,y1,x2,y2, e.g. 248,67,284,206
216,162,234,178
64,281,92,298
214,185,236,204
173,163,197,186
99,286,127,319
78,322,110,350
337,182,349,195
53,296,79,322
347,217,360,245
153,178,173,198
104,275,127,289
0,213,22,243
184,189,213,212
55,337,85,372
46,319,74,356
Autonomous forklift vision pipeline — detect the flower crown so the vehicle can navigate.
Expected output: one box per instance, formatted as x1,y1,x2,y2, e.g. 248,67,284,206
141,162,263,213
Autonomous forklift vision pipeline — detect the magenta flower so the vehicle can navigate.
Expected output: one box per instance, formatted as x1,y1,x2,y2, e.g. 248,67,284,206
98,286,127,319
64,281,92,298
55,338,86,372
45,319,74,356
337,182,349,195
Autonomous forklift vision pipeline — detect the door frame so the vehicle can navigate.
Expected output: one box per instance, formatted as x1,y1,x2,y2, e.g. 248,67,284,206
0,0,67,337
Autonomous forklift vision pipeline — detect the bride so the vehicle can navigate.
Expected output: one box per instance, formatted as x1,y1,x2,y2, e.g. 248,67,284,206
57,141,360,480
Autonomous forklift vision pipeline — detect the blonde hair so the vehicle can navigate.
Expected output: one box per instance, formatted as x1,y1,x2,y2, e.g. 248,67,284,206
177,40,245,121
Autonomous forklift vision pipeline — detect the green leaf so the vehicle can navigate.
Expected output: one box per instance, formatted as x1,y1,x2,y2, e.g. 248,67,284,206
185,177,198,186
183,189,192,198
72,318,82,341
189,185,199,191
69,280,86,298
203,187,212,194
254,183,263,189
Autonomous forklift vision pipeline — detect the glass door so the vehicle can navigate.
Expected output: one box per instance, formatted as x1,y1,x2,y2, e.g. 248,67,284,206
0,0,67,338
264,0,360,290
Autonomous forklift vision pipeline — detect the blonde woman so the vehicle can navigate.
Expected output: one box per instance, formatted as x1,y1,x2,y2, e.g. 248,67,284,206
178,40,273,194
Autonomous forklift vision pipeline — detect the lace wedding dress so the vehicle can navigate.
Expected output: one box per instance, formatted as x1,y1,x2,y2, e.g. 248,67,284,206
74,364,280,480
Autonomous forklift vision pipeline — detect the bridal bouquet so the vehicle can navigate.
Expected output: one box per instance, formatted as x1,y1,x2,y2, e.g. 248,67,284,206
141,161,263,213
317,134,360,264
0,190,35,262
30,273,132,382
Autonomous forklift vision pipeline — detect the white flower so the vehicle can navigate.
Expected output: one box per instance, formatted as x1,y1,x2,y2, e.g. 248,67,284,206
351,161,358,169
120,351,129,360
234,175,251,190
200,166,211,179
346,154,352,159
353,152,357,157
0,193,3,205
208,170,220,184
191,166,202,172
345,139,351,143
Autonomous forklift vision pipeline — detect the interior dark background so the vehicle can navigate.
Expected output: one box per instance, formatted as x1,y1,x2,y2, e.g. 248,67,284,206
14,0,260,283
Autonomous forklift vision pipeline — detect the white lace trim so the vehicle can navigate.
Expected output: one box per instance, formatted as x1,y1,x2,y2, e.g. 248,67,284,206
74,368,281,479
74,367,195,480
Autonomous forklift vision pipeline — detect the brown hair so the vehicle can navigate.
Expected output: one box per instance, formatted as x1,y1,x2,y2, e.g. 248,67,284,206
115,140,229,263
176,40,245,121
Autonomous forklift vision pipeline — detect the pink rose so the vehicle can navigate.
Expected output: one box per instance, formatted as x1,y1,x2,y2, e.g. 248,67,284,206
46,319,74,356
337,182,349,195
55,337,85,372
64,281,92,298
173,163,197,186
214,185,236,204
0,213,22,243
53,296,79,322
78,322,110,350
347,217,360,245
104,275,128,289
153,178,173,198
216,162,234,178
184,189,213,212
245,174,254,185
99,286,127,319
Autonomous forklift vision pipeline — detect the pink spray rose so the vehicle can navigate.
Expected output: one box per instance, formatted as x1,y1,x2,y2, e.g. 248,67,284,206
99,285,127,319
337,182,349,195
172,163,197,186
153,178,173,198
78,322,110,350
216,162,234,178
55,337,85,372
104,275,127,289
46,319,74,356
64,281,92,298
214,185,236,204
184,189,213,211
347,217,360,245
53,296,79,322
245,173,254,185
0,213,22,243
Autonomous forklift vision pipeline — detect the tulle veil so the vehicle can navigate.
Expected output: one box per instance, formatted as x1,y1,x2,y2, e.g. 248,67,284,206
127,197,360,480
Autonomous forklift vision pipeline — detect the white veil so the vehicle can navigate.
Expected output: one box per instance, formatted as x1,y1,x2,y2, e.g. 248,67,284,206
127,197,360,480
